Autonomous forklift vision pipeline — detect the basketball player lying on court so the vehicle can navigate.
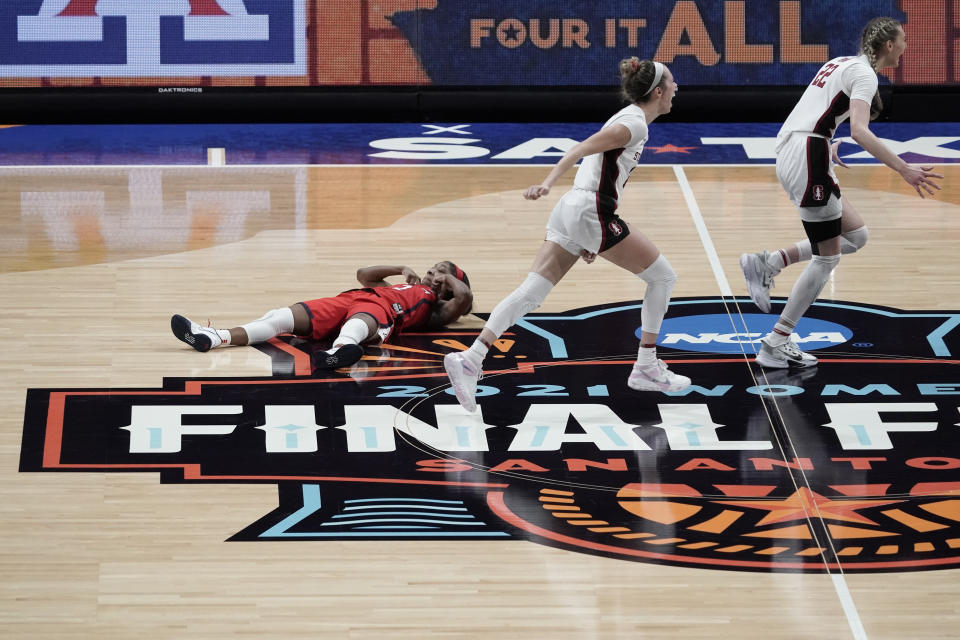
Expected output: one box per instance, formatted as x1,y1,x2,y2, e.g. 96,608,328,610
171,262,473,369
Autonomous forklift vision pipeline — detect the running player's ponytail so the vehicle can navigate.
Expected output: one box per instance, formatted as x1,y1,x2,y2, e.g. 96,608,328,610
859,17,900,119
859,17,901,72
619,57,665,104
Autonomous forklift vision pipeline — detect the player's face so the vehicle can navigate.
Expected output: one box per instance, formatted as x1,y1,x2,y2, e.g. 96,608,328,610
658,69,677,114
881,27,907,68
421,262,451,291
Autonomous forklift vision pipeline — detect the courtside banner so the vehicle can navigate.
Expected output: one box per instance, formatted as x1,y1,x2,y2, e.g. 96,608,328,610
0,1,956,87
393,0,907,86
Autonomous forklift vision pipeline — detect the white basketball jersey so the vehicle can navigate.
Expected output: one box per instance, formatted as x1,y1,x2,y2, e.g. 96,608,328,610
573,104,649,207
776,54,878,152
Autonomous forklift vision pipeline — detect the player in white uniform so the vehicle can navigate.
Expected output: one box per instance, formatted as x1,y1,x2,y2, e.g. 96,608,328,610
444,57,691,412
739,16,942,369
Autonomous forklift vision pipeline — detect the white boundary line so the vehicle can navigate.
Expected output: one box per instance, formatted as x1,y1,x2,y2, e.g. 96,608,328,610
672,163,868,640
672,165,732,296
833,575,869,640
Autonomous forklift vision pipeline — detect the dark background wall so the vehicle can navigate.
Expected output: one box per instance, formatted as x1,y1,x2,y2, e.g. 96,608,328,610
1,85,955,124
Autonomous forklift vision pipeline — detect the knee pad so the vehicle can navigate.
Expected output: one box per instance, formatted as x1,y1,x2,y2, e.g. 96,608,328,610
637,255,677,334
780,254,839,325
811,253,841,272
242,307,295,344
485,272,554,337
638,254,678,288
840,225,868,254
807,254,841,295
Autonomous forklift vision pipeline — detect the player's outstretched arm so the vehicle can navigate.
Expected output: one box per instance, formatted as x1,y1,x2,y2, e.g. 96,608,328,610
849,100,943,198
356,265,420,288
523,124,633,200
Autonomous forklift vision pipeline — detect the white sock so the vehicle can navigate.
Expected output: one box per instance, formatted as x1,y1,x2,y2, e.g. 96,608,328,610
464,340,488,368
330,317,371,351
636,344,657,366
767,321,795,346
768,243,812,273
216,329,231,345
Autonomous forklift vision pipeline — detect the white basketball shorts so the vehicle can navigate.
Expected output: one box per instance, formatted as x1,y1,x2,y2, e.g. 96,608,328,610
545,188,630,255
776,133,842,222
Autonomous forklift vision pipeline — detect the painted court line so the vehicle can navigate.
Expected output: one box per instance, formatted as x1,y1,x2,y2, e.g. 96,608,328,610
672,165,732,297
672,164,868,640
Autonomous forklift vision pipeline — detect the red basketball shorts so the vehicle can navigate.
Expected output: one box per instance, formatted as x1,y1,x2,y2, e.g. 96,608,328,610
297,290,393,342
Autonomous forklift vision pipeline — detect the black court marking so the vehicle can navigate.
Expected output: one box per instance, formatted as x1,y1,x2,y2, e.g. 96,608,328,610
19,298,960,572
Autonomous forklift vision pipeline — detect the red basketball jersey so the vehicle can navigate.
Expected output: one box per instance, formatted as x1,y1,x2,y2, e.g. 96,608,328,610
369,284,437,331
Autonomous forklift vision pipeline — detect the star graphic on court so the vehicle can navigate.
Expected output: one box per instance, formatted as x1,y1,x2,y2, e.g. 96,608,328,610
646,143,697,154
716,488,903,526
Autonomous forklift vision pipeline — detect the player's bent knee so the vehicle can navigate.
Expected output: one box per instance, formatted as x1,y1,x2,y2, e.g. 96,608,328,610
638,255,678,289
841,225,868,254
486,272,554,337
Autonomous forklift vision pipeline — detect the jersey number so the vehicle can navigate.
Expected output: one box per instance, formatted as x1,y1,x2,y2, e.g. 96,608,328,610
811,63,839,88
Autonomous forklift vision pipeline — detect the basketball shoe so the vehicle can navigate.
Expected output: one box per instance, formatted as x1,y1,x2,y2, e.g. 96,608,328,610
315,344,364,369
627,359,691,392
171,314,222,352
739,251,778,313
755,335,818,368
444,352,481,412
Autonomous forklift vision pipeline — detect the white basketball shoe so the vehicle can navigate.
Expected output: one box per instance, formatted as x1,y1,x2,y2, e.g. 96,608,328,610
739,251,778,313
444,352,481,412
627,359,691,392
755,335,818,369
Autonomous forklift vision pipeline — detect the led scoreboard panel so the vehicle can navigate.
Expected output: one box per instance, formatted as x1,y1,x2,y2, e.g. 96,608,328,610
0,1,956,88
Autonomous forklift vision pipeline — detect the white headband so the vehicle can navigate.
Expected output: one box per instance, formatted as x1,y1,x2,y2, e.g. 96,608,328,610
643,61,665,96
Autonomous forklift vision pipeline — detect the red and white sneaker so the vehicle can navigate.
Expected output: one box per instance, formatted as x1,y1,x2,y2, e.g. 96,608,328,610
443,352,481,412
627,359,691,392
171,314,222,352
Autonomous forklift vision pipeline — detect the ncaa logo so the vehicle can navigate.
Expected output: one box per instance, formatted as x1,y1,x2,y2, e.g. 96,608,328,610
0,0,306,77
813,184,825,201
654,313,852,354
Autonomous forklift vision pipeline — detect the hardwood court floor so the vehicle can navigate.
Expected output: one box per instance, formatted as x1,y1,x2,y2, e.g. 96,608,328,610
1,163,959,639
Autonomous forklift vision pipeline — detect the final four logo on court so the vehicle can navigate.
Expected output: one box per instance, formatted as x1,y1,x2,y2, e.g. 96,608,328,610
19,298,960,572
